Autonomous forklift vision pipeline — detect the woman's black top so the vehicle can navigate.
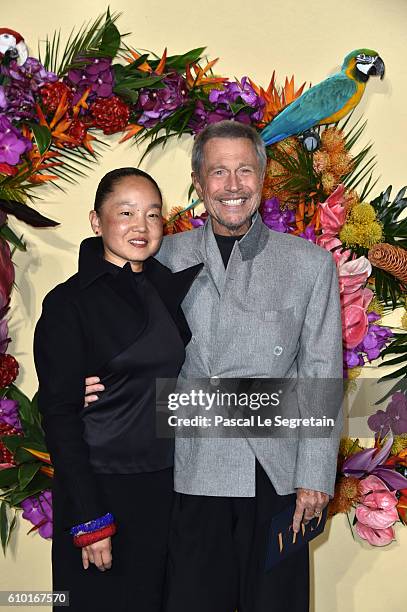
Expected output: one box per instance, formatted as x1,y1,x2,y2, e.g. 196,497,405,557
34,237,202,526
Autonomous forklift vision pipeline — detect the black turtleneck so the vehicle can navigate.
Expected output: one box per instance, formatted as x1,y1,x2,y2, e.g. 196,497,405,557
214,233,245,268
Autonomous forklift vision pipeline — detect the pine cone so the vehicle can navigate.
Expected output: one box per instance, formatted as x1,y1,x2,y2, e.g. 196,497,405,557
40,82,73,113
0,354,19,387
90,96,130,135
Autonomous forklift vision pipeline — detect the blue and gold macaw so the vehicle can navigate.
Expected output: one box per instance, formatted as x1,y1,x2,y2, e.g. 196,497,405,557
261,49,385,146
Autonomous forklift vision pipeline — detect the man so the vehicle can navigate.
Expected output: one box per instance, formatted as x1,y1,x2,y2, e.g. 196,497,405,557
86,121,343,611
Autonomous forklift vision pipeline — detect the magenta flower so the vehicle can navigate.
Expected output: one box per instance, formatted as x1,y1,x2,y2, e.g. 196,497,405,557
136,73,189,128
0,116,32,165
261,197,295,232
67,57,114,103
3,58,57,92
0,399,21,430
21,490,53,539
0,86,7,110
299,224,316,243
190,211,208,227
208,77,265,123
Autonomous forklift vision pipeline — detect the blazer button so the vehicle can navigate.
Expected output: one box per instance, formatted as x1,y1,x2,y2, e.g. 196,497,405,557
210,376,220,386
273,345,283,356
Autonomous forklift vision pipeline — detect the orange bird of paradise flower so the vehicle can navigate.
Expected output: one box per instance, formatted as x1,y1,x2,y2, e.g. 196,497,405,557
250,72,307,127
185,59,227,90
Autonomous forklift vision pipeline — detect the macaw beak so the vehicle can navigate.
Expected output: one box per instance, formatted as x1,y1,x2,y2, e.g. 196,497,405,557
370,56,385,80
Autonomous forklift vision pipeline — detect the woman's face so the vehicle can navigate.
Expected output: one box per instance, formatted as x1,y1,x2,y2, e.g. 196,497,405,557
89,175,163,272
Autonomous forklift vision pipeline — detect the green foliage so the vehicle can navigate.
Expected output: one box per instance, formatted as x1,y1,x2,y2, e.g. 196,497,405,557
39,10,123,76
0,501,16,555
376,332,407,403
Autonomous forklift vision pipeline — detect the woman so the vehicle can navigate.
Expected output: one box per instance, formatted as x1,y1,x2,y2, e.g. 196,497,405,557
34,167,202,611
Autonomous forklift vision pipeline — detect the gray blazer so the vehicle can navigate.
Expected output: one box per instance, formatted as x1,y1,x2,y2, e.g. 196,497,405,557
156,212,343,497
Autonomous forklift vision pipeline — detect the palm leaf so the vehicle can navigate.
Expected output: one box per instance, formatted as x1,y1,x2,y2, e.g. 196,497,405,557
39,10,123,77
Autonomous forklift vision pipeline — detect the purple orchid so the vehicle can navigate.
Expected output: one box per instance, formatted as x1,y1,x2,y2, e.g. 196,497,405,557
3,58,57,92
356,313,393,362
0,86,7,111
208,77,265,123
2,85,36,122
299,224,316,243
21,490,53,539
368,393,407,436
67,57,114,103
0,116,32,165
188,101,233,133
0,319,10,354
136,73,188,128
261,197,295,232
343,349,364,371
345,314,393,376
0,398,22,430
342,433,407,491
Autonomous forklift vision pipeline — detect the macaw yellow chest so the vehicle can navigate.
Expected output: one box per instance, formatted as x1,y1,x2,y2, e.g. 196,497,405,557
319,79,366,125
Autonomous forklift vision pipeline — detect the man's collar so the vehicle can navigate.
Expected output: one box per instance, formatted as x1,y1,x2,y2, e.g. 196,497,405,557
200,212,268,261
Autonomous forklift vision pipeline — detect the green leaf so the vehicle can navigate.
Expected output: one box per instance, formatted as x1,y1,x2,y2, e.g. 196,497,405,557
1,435,24,454
7,513,16,548
0,501,8,554
0,467,18,489
0,225,26,251
14,447,43,465
99,18,121,58
18,463,41,491
29,124,52,156
8,473,52,506
154,47,206,72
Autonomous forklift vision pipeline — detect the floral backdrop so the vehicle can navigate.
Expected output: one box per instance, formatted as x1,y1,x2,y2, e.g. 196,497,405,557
0,12,406,552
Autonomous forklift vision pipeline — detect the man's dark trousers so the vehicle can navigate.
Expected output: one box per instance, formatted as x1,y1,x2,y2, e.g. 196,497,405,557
165,460,309,612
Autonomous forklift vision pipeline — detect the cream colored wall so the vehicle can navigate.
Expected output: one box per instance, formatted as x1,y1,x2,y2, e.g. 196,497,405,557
1,0,406,610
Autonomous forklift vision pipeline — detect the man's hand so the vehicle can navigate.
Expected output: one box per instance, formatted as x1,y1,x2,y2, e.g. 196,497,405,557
292,488,329,533
84,376,105,407
82,536,112,571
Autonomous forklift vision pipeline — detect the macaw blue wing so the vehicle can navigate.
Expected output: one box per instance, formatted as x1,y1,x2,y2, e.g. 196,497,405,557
261,73,357,145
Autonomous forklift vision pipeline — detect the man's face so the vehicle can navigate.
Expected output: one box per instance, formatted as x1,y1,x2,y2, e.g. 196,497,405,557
192,137,264,236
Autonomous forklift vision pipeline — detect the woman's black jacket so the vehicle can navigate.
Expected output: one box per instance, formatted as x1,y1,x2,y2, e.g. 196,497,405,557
33,236,202,526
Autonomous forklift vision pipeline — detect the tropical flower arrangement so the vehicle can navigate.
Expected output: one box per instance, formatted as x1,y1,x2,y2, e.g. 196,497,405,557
0,10,406,551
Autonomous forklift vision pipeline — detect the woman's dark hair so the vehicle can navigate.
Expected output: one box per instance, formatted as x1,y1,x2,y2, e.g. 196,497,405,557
94,167,163,213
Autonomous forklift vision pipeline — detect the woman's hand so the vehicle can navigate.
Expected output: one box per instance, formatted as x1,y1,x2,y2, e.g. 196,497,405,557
84,376,105,407
82,536,112,571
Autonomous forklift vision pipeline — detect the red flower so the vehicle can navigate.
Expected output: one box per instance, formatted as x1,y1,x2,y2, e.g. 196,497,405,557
0,354,19,387
66,119,87,148
40,82,73,113
0,163,18,176
0,421,23,469
90,96,130,135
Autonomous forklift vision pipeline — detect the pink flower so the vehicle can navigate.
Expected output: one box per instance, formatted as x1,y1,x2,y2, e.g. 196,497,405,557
341,288,373,348
355,475,398,546
337,255,372,295
315,235,342,252
355,522,395,546
318,184,347,235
